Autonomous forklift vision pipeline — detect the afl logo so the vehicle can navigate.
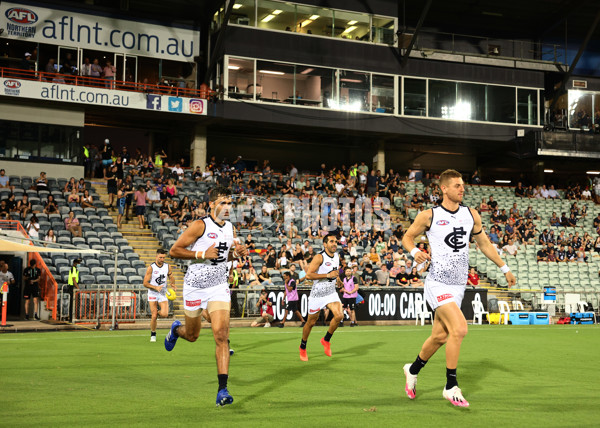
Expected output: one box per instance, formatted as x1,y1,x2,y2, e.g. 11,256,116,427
4,80,21,89
325,262,331,266
436,220,449,226
5,7,38,24
207,232,218,239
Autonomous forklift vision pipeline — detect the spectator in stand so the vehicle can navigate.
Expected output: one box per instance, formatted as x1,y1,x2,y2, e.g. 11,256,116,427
560,212,569,227
367,247,381,265
549,212,561,226
471,170,481,184
43,195,58,215
165,179,178,198
251,289,274,327
258,265,273,285
361,263,378,286
395,266,410,286
192,166,203,181
376,264,390,286
502,239,519,257
467,267,479,286
0,169,14,191
147,185,160,205
67,188,80,208
547,185,560,199
568,213,578,227
101,139,113,178
103,60,116,89
171,163,184,184
80,57,92,78
556,245,567,262
26,214,40,239
134,185,147,229
34,172,48,192
64,211,82,237
106,165,118,209
116,190,126,229
44,229,56,245
20,52,33,71
479,198,489,212
409,266,423,287
2,200,14,219
90,58,102,82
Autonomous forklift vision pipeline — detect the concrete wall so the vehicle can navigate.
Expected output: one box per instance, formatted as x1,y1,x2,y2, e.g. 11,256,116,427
1,160,84,180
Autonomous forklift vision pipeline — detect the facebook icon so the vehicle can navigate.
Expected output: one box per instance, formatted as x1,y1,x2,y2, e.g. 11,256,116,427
146,95,161,110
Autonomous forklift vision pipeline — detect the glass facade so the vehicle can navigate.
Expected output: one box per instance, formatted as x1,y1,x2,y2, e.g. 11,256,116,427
220,0,396,45
225,55,541,127
567,90,600,129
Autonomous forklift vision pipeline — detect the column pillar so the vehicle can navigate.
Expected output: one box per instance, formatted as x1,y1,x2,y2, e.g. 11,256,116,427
190,124,207,170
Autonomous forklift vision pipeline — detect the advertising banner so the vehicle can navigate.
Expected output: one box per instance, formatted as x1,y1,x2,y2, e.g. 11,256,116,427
1,77,207,115
1,1,199,61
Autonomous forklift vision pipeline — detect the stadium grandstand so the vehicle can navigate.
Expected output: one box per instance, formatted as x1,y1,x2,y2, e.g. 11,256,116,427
1,0,600,423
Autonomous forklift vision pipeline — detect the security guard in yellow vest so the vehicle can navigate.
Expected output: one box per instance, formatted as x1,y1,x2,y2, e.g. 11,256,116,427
67,258,81,321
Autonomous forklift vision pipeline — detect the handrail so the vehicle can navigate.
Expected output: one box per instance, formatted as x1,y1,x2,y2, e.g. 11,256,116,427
0,66,205,98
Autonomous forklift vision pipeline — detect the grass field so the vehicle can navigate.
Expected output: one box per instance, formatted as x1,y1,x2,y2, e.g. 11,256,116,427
2,324,599,427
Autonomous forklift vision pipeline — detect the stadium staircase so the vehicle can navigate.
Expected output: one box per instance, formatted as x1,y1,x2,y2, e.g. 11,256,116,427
91,181,185,318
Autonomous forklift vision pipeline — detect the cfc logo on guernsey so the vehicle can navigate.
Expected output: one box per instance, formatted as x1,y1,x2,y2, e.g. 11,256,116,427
444,227,467,252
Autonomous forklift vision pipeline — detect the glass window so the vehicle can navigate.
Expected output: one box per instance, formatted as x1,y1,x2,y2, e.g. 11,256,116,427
486,85,516,124
227,57,255,100
457,82,486,121
331,9,369,41
257,0,295,32
403,78,426,116
517,88,538,125
295,66,333,108
293,4,333,36
230,0,256,26
594,94,600,126
568,90,593,129
428,80,457,118
372,74,394,113
338,70,370,112
256,60,295,102
372,16,395,44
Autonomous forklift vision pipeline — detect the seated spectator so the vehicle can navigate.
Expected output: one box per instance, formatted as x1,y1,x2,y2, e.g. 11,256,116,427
67,188,80,208
0,200,10,219
43,195,58,215
479,198,489,212
502,239,519,257
409,267,423,287
64,211,82,237
34,172,48,192
536,246,548,261
467,267,479,286
171,163,184,183
16,194,32,219
367,247,381,265
6,193,18,217
147,185,160,205
547,185,560,199
395,266,411,286
44,229,56,245
514,182,526,197
164,179,178,198
250,290,274,327
560,212,569,227
64,177,77,193
556,245,567,262
26,214,40,239
245,234,256,250
487,195,498,210
568,213,578,227
593,213,600,230
376,264,390,286
80,189,94,209
361,264,378,286
566,245,576,262
263,250,277,269
549,212,561,226
581,186,592,200
246,266,261,286
0,169,14,191
258,266,273,285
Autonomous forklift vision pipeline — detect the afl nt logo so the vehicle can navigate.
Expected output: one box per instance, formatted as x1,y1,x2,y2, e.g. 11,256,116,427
436,220,449,226
5,7,38,24
207,232,218,239
4,80,21,89
444,227,467,252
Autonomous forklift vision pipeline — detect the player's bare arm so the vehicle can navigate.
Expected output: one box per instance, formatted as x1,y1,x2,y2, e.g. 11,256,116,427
168,264,176,289
143,265,160,292
402,209,433,264
170,219,218,260
470,208,516,287
227,228,248,261
306,254,338,280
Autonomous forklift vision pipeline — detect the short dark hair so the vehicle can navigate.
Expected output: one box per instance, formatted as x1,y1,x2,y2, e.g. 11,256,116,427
30,259,36,266
365,263,373,269
157,249,167,255
323,234,337,244
282,271,291,277
209,186,232,202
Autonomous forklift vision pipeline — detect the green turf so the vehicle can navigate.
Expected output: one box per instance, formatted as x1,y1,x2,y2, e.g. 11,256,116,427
2,324,599,427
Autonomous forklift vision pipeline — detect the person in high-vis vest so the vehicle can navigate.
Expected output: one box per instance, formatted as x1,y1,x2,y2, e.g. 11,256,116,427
67,258,81,321
154,150,167,169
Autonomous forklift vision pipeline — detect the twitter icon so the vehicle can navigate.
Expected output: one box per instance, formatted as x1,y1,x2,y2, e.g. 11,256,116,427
168,97,183,112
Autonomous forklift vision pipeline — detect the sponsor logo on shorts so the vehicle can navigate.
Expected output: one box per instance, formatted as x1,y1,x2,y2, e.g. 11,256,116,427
309,308,320,314
437,293,453,302
148,296,157,301
207,232,218,239
185,299,202,307
436,220,449,226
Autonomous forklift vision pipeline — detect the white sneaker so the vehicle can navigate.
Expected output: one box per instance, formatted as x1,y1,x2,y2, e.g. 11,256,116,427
403,363,417,399
442,386,469,407
150,335,156,342
264,322,271,328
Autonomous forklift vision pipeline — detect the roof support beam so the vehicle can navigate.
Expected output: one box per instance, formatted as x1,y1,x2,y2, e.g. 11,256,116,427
401,0,432,65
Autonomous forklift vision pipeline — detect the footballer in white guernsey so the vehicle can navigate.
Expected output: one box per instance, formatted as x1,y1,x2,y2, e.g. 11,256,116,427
401,169,516,408
165,186,247,407
143,249,175,342
299,234,344,362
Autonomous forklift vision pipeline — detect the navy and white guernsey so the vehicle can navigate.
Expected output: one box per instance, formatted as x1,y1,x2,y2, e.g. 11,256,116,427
426,205,474,286
309,250,340,298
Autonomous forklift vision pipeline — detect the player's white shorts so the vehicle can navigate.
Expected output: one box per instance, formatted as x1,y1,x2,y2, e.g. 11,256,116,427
183,283,231,311
424,278,465,311
308,292,341,315
148,290,168,303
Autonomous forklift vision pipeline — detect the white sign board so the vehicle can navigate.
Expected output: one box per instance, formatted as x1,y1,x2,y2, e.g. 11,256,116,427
1,77,207,115
1,2,199,61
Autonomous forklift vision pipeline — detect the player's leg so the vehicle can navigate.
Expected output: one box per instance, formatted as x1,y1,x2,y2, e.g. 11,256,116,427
435,302,468,395
208,302,234,406
175,313,202,342
24,296,30,319
299,311,319,361
320,301,343,357
294,309,305,325
279,308,289,327
149,300,158,331
33,296,39,320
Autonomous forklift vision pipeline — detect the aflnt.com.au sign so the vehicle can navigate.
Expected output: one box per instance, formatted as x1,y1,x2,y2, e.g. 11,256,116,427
1,1,199,61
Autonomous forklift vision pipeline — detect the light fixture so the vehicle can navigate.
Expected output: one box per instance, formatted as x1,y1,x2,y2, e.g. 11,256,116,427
300,19,313,27
495,180,511,184
309,15,320,20
342,26,357,34
340,78,363,83
300,68,314,74
272,9,282,15
232,4,242,9
259,70,285,75
228,65,240,70
543,169,554,173
586,171,600,175
347,20,357,25
261,14,275,22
